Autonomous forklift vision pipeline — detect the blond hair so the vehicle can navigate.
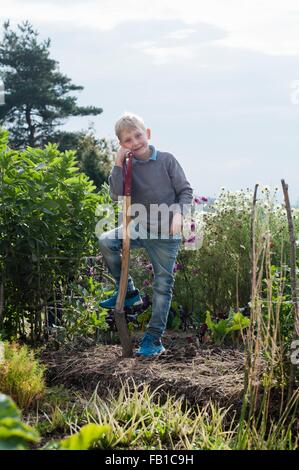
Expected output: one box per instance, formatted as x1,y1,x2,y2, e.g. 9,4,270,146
114,113,147,140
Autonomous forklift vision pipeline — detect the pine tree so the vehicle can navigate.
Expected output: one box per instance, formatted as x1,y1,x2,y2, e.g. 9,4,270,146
0,21,103,148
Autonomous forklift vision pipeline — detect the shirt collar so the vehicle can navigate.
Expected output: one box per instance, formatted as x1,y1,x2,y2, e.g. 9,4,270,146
133,145,157,162
149,145,157,161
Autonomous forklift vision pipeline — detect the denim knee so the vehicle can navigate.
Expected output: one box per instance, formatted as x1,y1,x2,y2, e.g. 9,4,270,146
153,273,174,295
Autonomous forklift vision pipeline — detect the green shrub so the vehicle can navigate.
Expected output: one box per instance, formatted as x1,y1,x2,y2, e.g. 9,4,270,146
0,128,106,340
0,342,45,410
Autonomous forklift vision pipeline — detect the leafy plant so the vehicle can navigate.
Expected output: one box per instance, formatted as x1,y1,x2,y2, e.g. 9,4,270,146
0,393,39,449
205,310,250,345
136,307,152,331
54,275,109,344
43,423,111,450
167,301,182,330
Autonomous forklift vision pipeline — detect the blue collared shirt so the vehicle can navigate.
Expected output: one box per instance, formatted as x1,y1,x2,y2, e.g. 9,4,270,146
133,145,157,162
149,145,157,161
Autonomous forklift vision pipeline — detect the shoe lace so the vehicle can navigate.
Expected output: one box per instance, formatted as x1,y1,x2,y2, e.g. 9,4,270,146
141,334,154,346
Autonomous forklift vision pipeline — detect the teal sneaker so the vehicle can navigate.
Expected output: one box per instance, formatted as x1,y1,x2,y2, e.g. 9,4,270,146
136,333,165,357
99,289,142,309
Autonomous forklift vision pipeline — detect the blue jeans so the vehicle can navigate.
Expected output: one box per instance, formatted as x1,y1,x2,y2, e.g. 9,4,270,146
98,226,181,339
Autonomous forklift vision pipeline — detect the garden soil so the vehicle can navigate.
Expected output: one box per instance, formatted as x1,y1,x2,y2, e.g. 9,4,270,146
41,332,246,412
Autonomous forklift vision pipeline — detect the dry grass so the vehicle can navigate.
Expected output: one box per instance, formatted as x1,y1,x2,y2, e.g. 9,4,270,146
42,337,247,413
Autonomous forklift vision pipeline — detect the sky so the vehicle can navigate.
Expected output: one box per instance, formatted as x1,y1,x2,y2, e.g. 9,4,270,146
1,0,299,202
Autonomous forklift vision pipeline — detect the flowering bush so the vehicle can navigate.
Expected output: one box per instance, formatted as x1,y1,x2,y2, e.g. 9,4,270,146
173,187,299,324
181,194,206,251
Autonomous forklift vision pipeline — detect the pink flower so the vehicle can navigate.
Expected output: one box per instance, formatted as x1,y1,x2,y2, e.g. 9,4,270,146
143,280,150,287
145,263,153,272
193,195,208,205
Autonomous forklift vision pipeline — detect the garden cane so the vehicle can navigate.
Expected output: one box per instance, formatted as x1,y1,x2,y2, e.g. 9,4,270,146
113,151,134,357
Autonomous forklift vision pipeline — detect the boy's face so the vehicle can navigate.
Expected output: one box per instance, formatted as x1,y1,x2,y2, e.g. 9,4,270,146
119,126,151,159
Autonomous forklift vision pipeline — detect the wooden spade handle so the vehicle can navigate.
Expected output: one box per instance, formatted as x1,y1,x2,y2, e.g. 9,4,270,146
114,152,134,357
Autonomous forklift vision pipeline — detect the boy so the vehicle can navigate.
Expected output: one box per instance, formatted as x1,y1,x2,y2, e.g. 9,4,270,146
98,113,193,357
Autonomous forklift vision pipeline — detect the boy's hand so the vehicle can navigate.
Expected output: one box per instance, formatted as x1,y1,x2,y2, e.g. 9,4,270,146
170,212,183,236
115,147,131,167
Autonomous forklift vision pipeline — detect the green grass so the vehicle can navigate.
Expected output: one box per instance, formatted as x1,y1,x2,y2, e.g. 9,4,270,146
36,381,298,450
0,342,45,410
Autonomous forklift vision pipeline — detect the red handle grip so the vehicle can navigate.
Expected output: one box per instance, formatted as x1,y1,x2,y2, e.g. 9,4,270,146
123,152,133,196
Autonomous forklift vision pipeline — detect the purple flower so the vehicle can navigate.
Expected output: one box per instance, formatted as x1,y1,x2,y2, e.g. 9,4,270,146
186,235,196,243
143,279,150,287
201,196,208,202
145,263,153,272
173,262,183,273
190,222,196,232
193,197,200,205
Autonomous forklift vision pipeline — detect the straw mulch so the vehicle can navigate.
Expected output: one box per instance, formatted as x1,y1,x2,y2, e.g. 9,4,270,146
42,334,246,411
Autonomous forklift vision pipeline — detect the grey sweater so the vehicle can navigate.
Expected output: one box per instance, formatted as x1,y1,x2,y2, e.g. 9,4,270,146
109,146,193,234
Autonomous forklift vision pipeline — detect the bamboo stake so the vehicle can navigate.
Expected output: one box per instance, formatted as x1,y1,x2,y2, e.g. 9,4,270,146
250,184,259,300
238,184,260,434
281,179,299,398
247,184,259,369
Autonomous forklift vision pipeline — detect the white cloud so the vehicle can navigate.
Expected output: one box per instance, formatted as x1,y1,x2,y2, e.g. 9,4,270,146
3,0,299,56
2,1,299,201
133,45,196,65
165,28,197,40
